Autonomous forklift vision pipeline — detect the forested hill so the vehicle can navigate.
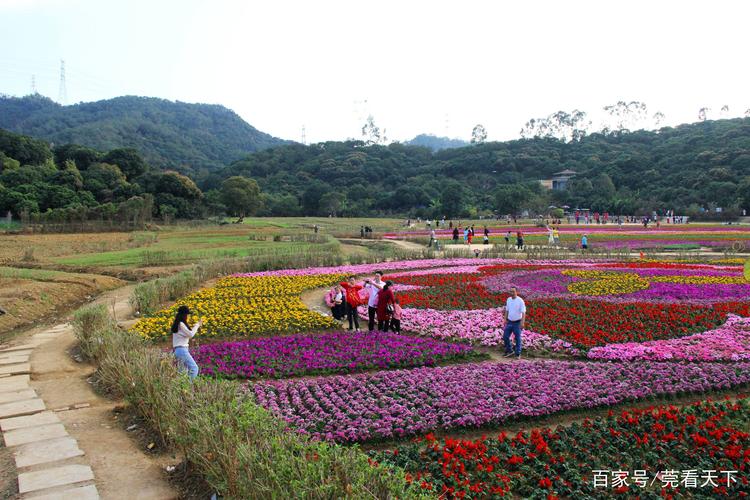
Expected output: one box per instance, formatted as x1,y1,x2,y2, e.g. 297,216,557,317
0,94,287,173
213,118,750,217
405,134,469,151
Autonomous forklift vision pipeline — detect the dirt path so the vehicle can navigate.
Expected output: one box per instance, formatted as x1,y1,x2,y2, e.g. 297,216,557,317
2,285,178,499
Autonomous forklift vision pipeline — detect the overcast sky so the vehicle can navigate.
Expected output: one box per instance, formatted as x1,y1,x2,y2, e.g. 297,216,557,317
1,0,749,144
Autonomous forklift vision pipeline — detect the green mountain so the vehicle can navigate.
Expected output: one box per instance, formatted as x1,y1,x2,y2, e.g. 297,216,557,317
0,94,287,174
405,134,469,151
215,118,750,218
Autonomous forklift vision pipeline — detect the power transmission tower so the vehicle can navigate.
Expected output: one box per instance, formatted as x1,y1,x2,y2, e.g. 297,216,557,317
31,75,37,94
301,125,306,145
58,60,67,104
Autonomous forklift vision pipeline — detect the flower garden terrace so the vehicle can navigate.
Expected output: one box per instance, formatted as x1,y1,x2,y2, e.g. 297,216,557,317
129,257,750,498
383,223,750,251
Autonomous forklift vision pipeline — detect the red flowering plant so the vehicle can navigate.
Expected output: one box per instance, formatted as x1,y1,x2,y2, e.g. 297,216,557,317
373,398,750,498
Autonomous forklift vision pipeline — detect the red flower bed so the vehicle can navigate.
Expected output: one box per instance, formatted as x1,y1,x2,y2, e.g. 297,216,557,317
372,398,750,498
526,300,750,348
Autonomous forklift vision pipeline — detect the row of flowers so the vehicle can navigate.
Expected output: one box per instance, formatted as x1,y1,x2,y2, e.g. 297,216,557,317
587,315,750,362
131,274,346,340
252,359,750,443
191,331,483,379
371,398,750,498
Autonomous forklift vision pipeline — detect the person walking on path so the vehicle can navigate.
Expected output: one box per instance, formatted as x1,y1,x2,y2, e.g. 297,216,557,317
505,231,511,246
452,227,459,242
516,230,524,250
581,234,588,251
171,305,202,381
503,287,526,359
553,226,560,245
340,277,364,331
547,226,555,246
376,281,396,331
429,228,436,248
364,272,385,331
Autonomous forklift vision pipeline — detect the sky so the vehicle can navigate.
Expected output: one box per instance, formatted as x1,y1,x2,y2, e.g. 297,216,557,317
1,0,749,144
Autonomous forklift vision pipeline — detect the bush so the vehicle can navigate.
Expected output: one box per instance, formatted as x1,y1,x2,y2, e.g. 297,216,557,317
71,303,117,360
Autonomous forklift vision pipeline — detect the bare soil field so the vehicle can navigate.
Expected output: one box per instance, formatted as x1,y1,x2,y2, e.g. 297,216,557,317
0,267,124,337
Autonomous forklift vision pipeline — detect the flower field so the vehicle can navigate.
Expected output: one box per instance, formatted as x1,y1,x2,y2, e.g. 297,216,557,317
372,398,750,498
254,360,750,442
131,274,346,340
382,223,750,251
191,331,483,379
143,256,750,497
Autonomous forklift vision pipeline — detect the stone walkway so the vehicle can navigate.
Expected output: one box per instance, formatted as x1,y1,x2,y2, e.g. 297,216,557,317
0,325,99,499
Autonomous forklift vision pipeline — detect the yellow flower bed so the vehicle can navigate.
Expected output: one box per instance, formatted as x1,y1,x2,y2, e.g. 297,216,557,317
131,273,346,340
562,270,650,296
650,275,748,285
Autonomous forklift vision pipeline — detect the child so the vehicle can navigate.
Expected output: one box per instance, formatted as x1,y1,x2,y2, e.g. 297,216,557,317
329,284,344,321
390,298,402,333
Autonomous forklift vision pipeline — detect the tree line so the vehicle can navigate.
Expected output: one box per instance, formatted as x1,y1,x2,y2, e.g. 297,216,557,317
2,117,750,225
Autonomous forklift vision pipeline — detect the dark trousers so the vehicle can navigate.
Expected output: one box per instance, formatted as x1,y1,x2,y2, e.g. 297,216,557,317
368,306,377,331
347,303,360,330
377,319,389,332
516,238,524,249
390,319,401,333
331,303,343,320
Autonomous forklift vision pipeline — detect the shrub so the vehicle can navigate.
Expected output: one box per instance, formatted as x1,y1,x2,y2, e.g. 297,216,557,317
71,303,117,360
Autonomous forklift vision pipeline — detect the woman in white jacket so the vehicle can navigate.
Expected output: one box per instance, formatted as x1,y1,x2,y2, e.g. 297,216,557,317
171,305,202,380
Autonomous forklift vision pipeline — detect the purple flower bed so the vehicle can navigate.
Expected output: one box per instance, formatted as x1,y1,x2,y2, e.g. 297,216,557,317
253,359,750,442
482,266,749,302
192,331,481,379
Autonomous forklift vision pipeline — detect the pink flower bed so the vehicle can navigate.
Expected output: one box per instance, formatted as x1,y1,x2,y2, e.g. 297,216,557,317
587,315,750,361
399,307,579,354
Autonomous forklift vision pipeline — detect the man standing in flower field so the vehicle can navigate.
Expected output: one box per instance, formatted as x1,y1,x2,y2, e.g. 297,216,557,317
503,286,526,359
364,271,385,331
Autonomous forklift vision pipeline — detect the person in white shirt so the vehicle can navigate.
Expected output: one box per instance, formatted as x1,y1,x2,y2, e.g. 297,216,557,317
503,287,526,358
365,271,385,331
171,305,202,380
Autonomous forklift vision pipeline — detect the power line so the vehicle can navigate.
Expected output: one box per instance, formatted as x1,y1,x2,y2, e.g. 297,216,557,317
58,59,67,105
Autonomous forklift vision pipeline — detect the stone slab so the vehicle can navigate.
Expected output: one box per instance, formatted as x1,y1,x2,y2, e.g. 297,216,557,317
0,389,36,404
0,363,31,375
0,344,34,353
5,423,68,447
0,375,30,392
0,356,30,365
0,411,60,432
13,436,83,468
25,484,99,500
17,464,94,494
0,349,32,358
0,399,46,419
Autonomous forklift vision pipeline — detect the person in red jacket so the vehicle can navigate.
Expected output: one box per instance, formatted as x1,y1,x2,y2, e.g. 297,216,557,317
376,281,396,331
340,276,364,331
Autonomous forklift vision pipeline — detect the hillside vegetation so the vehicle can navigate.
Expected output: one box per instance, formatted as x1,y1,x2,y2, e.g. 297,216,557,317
1,104,750,221
0,94,286,173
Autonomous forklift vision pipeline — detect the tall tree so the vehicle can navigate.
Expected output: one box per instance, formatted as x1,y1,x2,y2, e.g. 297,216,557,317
471,124,487,144
220,176,262,217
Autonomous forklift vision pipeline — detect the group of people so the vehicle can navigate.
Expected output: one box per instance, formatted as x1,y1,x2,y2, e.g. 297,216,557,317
328,271,402,333
449,225,491,245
